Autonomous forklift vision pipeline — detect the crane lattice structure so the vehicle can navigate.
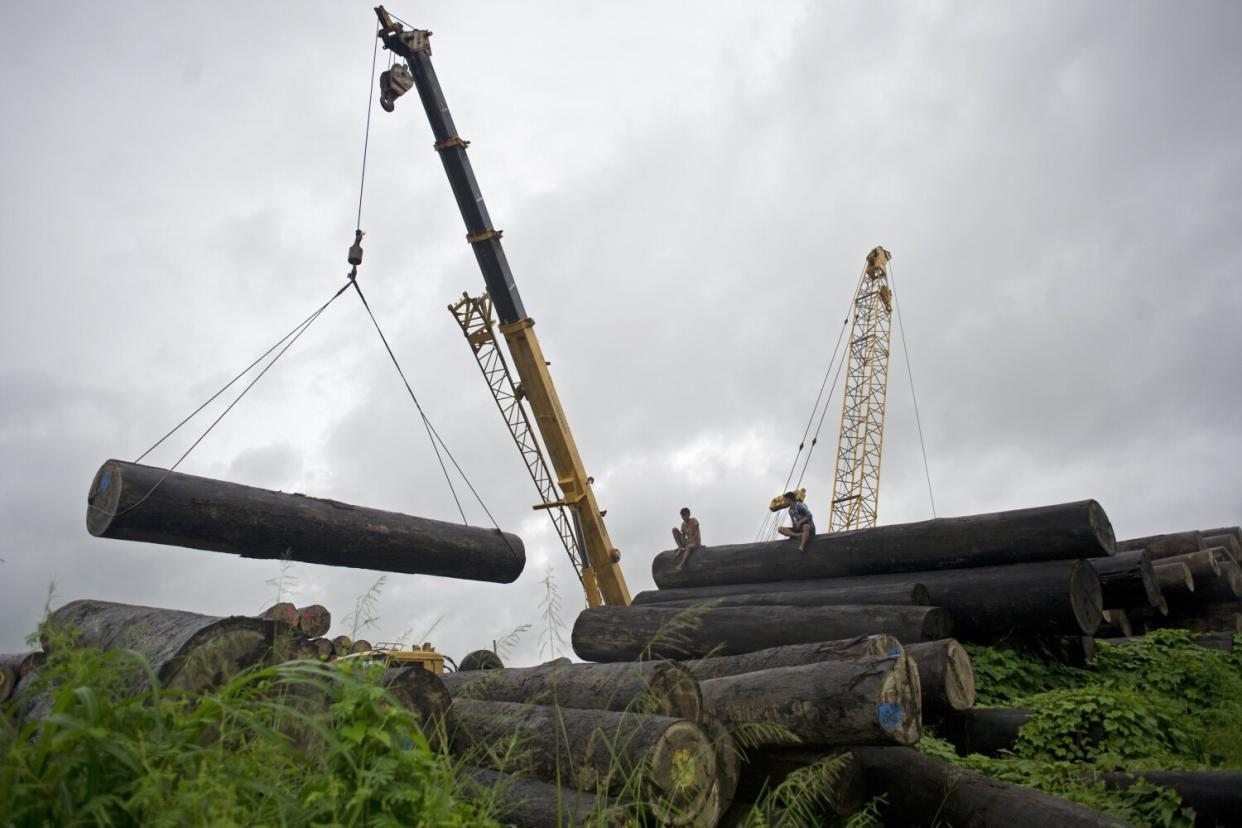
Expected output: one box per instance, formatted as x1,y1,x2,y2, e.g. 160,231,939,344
829,246,894,532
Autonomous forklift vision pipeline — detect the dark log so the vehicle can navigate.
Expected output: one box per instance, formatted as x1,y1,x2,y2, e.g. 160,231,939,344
702,714,741,818
1153,562,1194,594
381,665,452,747
1146,600,1241,634
351,639,372,654
633,581,931,609
1161,549,1222,579
700,655,922,747
42,599,273,693
458,764,630,828
260,602,298,627
1097,609,1134,639
1101,771,1242,828
1203,533,1242,565
295,604,331,637
732,749,864,816
459,649,505,671
852,746,1130,827
651,500,1115,589
1089,551,1166,614
0,652,44,703
442,659,703,721
682,636,903,682
450,699,718,826
331,635,354,657
572,606,950,662
903,639,976,712
1174,561,1242,605
308,638,334,661
86,459,525,583
1116,530,1204,559
1099,632,1235,652
936,708,1032,756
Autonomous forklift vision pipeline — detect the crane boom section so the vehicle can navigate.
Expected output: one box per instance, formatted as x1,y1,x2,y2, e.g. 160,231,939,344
376,11,631,606
829,246,893,532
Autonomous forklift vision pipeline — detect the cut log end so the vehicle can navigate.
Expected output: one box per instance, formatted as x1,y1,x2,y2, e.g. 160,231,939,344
1153,562,1194,594
85,459,125,537
1086,499,1117,555
646,719,720,824
167,623,272,693
647,663,705,721
878,653,923,746
921,607,955,641
1070,561,1104,635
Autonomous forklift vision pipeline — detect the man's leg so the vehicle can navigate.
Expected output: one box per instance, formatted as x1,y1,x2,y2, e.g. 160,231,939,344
673,528,688,570
799,523,811,553
777,527,796,539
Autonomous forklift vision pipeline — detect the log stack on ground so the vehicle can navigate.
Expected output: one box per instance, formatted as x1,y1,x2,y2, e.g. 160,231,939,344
681,636,902,682
0,652,44,704
1089,550,1167,616
86,459,526,583
571,605,951,662
458,765,630,828
449,699,720,826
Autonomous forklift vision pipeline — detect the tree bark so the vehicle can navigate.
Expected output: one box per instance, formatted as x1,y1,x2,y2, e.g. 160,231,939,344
1101,771,1242,828
42,599,273,693
700,655,922,747
903,639,976,712
1116,530,1204,559
1097,609,1134,639
1153,562,1194,595
681,636,903,682
86,459,525,583
1160,549,1222,579
732,749,864,817
1177,561,1242,604
630,576,932,606
633,581,931,609
702,714,741,819
449,699,718,827
295,604,331,637
651,500,1115,589
458,764,630,828
1089,551,1166,614
936,708,1032,756
1203,533,1242,565
571,606,950,662
442,660,703,721
852,746,1130,827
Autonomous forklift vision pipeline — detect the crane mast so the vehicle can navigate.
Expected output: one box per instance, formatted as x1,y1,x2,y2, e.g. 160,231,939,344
374,8,630,607
829,246,893,532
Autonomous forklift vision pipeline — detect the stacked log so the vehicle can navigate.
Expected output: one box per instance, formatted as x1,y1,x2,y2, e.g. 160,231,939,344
458,765,631,828
571,605,951,662
1089,550,1167,617
86,459,526,582
449,699,720,826
681,636,902,681
1100,771,1242,828
0,652,44,703
635,581,931,609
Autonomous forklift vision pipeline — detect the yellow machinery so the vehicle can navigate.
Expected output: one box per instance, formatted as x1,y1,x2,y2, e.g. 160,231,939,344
828,246,894,531
336,642,446,675
375,9,630,607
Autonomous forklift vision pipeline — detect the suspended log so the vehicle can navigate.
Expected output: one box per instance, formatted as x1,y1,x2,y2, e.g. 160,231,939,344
295,604,331,637
442,659,703,721
1101,771,1242,828
572,606,950,662
0,652,44,704
1116,530,1204,559
1089,551,1166,614
732,749,864,816
699,655,922,747
682,636,902,682
633,581,931,609
651,500,1115,589
936,708,1032,756
852,746,1128,827
42,599,273,693
1153,562,1194,594
449,699,718,827
86,459,525,583
903,639,976,712
458,765,629,828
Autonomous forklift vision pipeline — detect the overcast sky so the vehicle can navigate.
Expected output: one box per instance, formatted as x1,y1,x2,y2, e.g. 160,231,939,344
2,1,1239,663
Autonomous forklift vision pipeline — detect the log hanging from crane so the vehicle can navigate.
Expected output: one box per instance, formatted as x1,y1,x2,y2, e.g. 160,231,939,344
85,460,525,583
571,606,951,662
651,500,1115,589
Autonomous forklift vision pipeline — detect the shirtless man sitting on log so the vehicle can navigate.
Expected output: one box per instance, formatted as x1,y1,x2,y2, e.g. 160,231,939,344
672,507,702,571
777,491,815,553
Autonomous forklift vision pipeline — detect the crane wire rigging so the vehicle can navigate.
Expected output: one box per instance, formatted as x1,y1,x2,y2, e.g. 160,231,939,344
888,260,936,517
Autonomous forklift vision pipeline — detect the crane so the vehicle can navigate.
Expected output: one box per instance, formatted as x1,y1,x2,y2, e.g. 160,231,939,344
828,246,893,531
374,8,630,608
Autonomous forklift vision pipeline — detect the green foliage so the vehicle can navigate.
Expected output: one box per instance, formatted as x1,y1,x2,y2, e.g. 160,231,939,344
926,631,1242,828
0,642,494,827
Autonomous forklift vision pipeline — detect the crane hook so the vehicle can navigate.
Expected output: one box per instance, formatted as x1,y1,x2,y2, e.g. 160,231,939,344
347,229,365,280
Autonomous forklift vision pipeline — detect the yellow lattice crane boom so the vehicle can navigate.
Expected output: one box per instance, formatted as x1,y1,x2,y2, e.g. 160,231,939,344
829,246,894,532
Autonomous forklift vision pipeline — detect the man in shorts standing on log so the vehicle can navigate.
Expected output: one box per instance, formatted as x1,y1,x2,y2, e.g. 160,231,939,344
777,491,815,553
673,507,702,571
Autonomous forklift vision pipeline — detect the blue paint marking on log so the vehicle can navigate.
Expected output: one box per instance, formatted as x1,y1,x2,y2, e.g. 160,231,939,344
877,703,903,729
99,472,111,493
887,646,901,656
